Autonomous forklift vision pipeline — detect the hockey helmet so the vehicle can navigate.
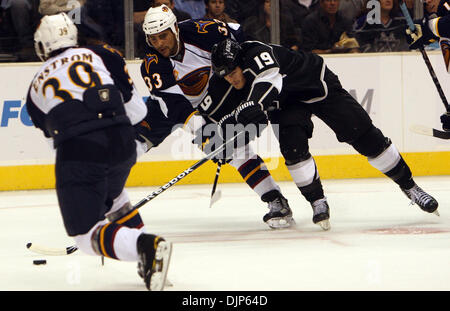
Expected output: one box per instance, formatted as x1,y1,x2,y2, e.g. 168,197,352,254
34,12,78,61
211,39,242,77
142,4,179,48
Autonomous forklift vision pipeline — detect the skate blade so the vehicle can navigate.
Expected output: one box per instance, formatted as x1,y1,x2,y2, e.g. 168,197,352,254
149,241,173,291
316,219,331,231
266,216,295,229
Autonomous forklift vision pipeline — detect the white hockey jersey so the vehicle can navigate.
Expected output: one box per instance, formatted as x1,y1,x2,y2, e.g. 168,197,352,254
26,45,147,142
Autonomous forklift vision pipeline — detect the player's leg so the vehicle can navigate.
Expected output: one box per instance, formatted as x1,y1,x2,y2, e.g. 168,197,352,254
192,115,294,229
228,143,294,229
57,126,170,290
270,105,330,230
314,72,438,214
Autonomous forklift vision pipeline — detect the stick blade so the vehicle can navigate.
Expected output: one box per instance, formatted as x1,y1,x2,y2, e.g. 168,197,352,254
410,124,433,136
27,243,78,256
410,124,450,139
209,190,222,208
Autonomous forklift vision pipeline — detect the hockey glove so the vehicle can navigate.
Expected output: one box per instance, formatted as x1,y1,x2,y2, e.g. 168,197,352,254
217,112,250,150
441,112,450,131
406,16,438,50
192,123,232,164
134,121,154,153
234,101,268,141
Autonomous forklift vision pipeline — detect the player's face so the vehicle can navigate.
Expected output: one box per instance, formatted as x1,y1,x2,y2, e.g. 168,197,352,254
148,28,178,57
224,67,246,90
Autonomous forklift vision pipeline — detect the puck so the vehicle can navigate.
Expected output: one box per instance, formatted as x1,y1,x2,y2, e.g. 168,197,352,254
33,259,47,265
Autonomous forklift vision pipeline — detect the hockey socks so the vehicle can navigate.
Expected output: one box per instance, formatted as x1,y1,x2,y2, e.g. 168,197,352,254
91,223,143,261
286,156,325,203
368,143,415,189
231,155,280,197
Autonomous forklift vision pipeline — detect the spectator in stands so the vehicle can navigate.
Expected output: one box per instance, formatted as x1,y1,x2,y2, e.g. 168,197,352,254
242,0,302,50
84,0,125,49
338,0,367,22
301,0,360,53
223,0,260,23
0,0,40,62
39,0,108,49
203,0,237,23
174,0,206,19
281,0,319,38
353,0,409,52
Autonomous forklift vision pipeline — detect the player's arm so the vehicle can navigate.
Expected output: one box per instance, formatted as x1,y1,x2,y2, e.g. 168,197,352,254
25,87,50,137
428,15,450,38
244,44,282,111
90,45,147,125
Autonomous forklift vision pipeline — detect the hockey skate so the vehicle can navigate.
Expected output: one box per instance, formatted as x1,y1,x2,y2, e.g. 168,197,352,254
401,184,439,215
311,198,330,231
137,233,172,291
262,190,294,229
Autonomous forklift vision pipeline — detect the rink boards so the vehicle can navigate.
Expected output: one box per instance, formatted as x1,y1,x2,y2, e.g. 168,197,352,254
0,51,449,191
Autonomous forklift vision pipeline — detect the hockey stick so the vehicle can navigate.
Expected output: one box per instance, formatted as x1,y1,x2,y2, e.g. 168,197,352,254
27,131,244,256
400,2,450,139
410,124,450,139
400,2,450,112
209,162,222,208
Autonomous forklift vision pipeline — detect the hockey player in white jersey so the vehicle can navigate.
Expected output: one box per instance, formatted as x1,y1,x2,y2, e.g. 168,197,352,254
26,13,171,291
135,4,294,229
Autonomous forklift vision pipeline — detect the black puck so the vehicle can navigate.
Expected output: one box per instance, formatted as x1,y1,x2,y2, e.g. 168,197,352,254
33,259,47,265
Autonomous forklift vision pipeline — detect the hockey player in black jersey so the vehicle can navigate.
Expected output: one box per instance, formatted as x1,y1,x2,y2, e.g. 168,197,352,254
26,13,171,290
205,38,439,228
135,4,294,229
405,0,450,132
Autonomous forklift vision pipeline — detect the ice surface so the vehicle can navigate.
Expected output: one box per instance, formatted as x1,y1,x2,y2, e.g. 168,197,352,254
1,176,449,291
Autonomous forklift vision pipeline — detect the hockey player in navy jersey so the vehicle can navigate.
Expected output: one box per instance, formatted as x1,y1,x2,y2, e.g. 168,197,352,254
26,13,171,290
405,0,450,132
135,4,294,229
206,38,439,228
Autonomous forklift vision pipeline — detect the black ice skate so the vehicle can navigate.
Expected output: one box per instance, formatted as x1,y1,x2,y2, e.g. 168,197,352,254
311,198,330,231
262,190,294,229
137,233,172,291
401,184,439,215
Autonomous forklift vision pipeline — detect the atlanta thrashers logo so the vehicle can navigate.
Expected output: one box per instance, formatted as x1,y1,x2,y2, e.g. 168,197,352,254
440,39,450,73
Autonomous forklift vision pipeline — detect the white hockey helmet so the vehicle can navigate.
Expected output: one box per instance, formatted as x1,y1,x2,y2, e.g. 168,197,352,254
34,12,78,61
142,4,179,48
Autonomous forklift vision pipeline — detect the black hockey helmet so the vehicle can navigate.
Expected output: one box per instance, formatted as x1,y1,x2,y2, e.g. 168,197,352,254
211,38,242,78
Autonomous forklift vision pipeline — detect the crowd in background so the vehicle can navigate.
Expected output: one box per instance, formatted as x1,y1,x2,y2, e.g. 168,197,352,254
0,0,436,62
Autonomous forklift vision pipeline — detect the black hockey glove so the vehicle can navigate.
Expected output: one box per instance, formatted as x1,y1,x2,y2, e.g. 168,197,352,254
405,15,439,50
217,112,251,150
234,101,268,141
192,123,232,164
441,112,450,132
134,121,154,152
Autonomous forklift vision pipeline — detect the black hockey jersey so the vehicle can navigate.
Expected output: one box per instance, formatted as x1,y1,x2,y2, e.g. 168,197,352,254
198,41,328,122
430,0,450,38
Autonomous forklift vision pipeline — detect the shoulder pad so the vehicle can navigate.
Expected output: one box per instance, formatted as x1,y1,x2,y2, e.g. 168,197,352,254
179,19,233,51
141,52,177,91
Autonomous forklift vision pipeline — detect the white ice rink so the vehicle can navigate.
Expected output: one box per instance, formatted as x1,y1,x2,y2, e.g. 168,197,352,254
1,176,449,291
